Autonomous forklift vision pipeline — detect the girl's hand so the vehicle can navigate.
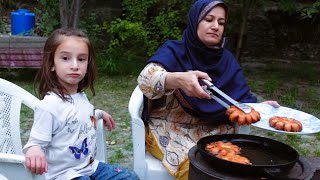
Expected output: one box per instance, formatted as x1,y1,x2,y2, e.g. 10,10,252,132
101,111,116,131
262,100,280,107
25,145,48,175
166,70,212,99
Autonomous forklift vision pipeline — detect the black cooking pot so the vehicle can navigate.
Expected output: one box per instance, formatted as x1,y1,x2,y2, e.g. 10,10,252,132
197,134,299,175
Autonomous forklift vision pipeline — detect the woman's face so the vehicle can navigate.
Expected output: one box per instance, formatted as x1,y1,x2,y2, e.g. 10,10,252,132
197,5,226,47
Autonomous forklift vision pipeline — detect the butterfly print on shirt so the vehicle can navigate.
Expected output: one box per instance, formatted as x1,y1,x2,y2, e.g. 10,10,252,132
69,137,89,159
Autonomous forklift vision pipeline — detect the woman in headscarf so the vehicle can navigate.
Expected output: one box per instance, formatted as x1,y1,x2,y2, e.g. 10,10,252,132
137,0,278,179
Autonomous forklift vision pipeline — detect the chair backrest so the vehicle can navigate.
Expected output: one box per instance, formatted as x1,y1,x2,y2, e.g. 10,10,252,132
0,78,45,179
0,78,40,155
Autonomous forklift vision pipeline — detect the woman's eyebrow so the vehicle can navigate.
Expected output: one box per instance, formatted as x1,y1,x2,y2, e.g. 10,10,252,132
207,14,225,19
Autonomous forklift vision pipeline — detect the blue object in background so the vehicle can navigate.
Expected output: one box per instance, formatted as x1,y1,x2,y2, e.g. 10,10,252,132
11,9,35,36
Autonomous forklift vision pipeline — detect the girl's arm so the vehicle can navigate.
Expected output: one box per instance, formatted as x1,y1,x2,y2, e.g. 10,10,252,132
95,109,116,131
22,104,56,175
24,137,49,175
25,145,48,175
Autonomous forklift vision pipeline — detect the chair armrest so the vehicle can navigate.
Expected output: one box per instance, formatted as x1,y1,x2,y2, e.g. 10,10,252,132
129,86,147,178
128,86,144,120
0,153,25,163
131,116,147,177
96,118,106,163
0,153,45,180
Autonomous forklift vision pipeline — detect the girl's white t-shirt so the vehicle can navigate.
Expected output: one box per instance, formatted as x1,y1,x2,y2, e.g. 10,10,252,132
23,92,99,180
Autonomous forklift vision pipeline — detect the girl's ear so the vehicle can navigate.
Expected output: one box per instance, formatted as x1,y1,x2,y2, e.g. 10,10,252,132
51,67,55,71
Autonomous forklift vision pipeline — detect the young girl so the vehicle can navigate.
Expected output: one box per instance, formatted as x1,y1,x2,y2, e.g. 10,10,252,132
23,28,139,180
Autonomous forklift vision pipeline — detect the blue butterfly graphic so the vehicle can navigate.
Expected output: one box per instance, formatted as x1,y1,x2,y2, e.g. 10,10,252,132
69,138,89,159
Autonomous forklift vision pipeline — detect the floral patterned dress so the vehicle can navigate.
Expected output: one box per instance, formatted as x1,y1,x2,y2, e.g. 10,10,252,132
137,62,234,174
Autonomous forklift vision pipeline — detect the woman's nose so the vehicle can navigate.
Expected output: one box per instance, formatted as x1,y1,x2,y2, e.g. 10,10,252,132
210,21,219,30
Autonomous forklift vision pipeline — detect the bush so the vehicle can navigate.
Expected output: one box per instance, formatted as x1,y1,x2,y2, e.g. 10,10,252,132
97,0,195,75
34,0,60,36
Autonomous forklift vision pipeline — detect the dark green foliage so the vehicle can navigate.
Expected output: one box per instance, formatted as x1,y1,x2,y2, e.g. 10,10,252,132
301,0,320,20
97,0,195,75
0,0,20,10
34,0,60,36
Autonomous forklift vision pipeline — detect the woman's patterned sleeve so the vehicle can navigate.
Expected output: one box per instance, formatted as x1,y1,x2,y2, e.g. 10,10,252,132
137,63,174,99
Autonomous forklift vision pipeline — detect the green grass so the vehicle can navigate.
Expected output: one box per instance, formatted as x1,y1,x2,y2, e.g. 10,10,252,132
263,79,279,95
109,149,125,164
280,87,298,106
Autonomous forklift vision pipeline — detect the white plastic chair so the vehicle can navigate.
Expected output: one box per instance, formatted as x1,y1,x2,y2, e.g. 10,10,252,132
128,86,175,180
0,78,106,180
128,85,251,180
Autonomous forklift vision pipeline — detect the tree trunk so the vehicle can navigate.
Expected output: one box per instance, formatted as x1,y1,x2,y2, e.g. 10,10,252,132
70,0,81,29
59,0,69,28
235,0,255,63
59,0,82,29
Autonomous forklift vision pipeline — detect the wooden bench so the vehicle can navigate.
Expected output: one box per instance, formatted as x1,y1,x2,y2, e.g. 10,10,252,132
0,36,47,68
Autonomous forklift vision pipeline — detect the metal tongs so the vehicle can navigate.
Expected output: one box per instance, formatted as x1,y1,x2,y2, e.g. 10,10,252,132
201,79,252,113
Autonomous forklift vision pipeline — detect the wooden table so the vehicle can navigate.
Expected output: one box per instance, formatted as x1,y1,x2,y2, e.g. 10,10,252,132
0,35,46,68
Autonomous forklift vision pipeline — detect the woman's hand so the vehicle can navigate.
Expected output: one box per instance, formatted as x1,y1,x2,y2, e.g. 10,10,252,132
166,70,211,99
262,100,280,107
101,111,116,131
25,145,48,175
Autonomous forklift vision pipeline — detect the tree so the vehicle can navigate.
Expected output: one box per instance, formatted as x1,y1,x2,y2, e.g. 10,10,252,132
301,0,320,22
235,0,257,62
59,0,82,28
231,0,312,62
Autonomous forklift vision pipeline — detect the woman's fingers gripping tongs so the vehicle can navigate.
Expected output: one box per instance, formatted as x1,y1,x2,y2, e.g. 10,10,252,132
201,79,252,113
